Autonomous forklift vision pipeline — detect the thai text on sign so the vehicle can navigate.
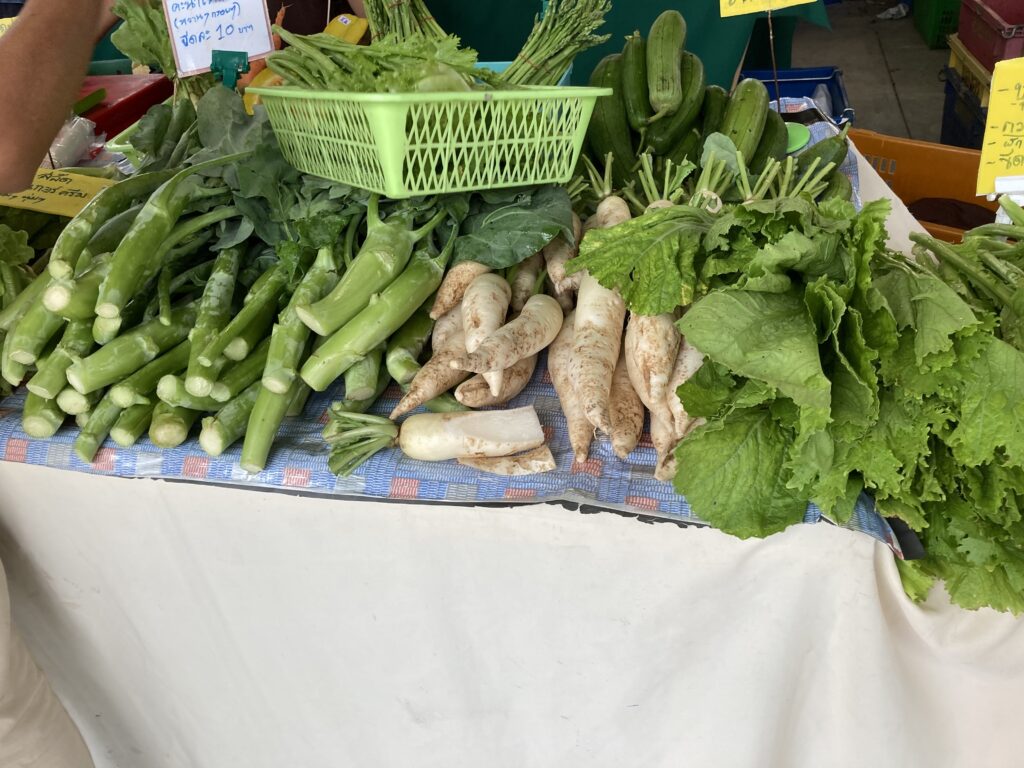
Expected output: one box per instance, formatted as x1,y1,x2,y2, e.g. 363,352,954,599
977,58,1024,196
162,0,274,77
0,170,115,218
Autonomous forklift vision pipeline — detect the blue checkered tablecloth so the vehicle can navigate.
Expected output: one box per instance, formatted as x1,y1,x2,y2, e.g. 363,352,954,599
0,109,900,553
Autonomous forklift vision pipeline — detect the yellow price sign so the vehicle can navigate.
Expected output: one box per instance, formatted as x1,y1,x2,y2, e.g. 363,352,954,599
721,0,814,18
0,170,115,218
0,17,15,36
977,58,1024,196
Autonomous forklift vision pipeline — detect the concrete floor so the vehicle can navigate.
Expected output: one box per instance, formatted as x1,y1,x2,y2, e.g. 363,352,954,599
792,0,950,141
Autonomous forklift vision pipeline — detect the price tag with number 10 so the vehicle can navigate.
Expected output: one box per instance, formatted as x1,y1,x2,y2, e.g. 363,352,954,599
161,0,275,77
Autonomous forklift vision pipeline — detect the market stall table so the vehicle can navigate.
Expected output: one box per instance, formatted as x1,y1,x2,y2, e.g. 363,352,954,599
2,135,1023,768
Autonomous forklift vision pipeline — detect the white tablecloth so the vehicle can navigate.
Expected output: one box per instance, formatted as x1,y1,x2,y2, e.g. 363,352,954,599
1,464,1023,768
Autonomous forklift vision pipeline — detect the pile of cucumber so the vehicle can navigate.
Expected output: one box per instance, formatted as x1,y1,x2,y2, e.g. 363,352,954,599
586,10,851,202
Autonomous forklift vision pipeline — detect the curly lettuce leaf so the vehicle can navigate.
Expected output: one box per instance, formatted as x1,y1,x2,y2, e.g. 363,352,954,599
675,407,806,538
679,289,832,437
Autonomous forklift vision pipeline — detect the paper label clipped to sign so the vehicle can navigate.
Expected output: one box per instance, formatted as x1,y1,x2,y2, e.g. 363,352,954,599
0,170,115,218
977,58,1024,197
720,0,814,18
162,0,274,77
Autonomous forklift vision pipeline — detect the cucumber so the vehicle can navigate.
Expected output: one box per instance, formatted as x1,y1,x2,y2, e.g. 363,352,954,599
646,10,686,122
645,51,705,156
665,128,701,166
621,32,652,132
749,108,788,173
720,78,770,160
797,124,851,176
819,169,853,202
700,85,729,137
587,54,638,189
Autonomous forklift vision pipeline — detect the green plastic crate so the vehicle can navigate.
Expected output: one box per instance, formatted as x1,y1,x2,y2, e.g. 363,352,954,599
246,86,610,199
914,0,961,48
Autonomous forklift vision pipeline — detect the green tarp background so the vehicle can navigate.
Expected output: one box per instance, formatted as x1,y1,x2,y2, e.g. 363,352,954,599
428,0,830,88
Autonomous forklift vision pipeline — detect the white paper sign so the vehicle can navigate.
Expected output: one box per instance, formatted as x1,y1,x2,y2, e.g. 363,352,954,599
162,0,274,77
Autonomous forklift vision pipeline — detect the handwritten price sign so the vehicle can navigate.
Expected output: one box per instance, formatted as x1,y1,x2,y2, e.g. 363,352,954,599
721,0,814,17
162,0,274,77
0,170,115,218
977,58,1024,196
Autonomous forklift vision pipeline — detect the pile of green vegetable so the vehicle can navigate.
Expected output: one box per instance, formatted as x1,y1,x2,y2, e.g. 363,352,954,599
571,135,1024,613
584,11,851,204
0,84,573,472
0,208,68,396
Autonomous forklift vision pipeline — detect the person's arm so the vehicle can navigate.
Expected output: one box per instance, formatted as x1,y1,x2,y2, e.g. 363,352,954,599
0,0,109,193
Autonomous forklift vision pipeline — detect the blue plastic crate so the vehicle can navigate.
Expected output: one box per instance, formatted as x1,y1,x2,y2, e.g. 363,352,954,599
941,66,986,150
740,66,854,125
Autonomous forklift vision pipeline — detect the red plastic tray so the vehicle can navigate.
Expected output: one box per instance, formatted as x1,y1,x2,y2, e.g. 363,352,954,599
77,75,173,139
958,0,1024,72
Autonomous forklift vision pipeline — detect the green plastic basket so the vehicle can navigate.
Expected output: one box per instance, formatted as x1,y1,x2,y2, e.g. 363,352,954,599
246,86,611,199
914,0,961,48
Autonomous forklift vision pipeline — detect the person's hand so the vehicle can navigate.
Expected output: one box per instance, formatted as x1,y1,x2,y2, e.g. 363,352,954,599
95,0,120,40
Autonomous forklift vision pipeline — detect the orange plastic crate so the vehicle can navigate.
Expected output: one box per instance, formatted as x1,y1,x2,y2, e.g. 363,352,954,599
850,128,998,243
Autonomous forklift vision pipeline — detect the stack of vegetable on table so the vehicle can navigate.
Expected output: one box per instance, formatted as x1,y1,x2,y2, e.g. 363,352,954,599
2,0,1024,615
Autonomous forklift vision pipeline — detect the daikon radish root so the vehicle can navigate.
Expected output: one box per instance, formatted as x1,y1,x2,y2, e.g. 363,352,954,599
455,354,536,407
391,307,470,419
398,406,544,461
609,347,644,459
430,261,490,319
511,252,543,313
624,313,680,428
543,212,583,293
549,311,592,463
667,337,705,438
547,276,575,313
463,273,512,396
569,195,631,433
450,294,562,375
458,445,556,476
650,412,677,482
432,303,465,351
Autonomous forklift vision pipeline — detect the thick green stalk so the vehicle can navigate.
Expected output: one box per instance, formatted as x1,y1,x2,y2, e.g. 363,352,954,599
7,301,66,365
0,269,50,332
239,381,303,473
49,169,177,280
96,206,236,320
185,245,242,397
94,155,246,318
67,303,198,394
83,203,143,260
149,401,199,449
210,336,271,403
198,381,262,457
912,234,1014,307
385,306,433,386
332,369,391,415
296,202,444,336
26,320,94,399
74,391,123,463
75,410,91,429
224,300,275,361
157,266,174,326
263,245,342,394
109,340,191,408
22,392,65,438
44,256,112,318
198,265,288,366
57,386,102,416
300,243,452,391
344,345,384,402
92,316,123,345
1001,196,1024,227
1,332,26,386
110,401,156,447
